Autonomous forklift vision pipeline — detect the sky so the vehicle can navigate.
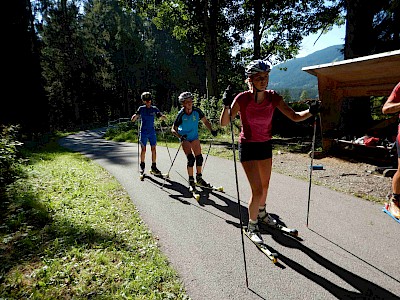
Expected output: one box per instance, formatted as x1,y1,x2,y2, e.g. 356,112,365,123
296,25,345,58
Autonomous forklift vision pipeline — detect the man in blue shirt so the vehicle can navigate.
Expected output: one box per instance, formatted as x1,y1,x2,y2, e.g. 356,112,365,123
171,92,217,189
131,92,166,176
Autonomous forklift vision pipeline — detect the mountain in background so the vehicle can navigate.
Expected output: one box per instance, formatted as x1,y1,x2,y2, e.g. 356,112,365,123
269,44,344,100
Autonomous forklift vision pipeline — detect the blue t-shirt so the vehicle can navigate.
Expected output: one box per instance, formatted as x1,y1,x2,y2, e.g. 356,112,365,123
173,107,205,141
136,105,161,134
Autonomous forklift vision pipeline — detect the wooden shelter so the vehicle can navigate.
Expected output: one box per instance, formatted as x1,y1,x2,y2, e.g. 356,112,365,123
302,50,400,152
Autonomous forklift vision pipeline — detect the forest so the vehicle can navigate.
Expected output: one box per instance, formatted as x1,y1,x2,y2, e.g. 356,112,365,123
4,0,400,137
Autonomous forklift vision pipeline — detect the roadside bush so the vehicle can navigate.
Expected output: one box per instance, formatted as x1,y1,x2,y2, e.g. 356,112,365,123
0,125,24,190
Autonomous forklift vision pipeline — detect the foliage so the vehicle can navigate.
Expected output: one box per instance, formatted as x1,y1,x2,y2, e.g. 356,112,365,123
0,125,24,191
8,0,400,136
0,141,190,299
229,0,344,63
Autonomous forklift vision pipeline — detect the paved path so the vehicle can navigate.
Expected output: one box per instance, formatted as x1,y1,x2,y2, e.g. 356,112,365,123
59,128,400,300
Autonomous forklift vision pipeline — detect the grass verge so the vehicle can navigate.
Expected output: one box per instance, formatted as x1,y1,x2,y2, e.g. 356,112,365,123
0,139,190,299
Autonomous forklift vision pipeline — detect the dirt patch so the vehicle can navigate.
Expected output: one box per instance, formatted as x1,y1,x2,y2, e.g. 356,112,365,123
272,151,393,203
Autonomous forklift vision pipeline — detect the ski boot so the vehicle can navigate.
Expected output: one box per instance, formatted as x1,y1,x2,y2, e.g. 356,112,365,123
139,169,145,181
247,221,263,244
150,166,162,176
196,174,212,188
386,194,400,219
139,162,145,181
189,178,200,201
258,206,299,237
258,207,278,227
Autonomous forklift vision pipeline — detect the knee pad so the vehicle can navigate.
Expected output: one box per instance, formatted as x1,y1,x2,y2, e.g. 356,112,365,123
195,154,203,166
187,153,195,167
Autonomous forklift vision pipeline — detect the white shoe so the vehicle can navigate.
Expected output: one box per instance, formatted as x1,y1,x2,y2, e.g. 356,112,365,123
247,223,263,244
258,212,277,227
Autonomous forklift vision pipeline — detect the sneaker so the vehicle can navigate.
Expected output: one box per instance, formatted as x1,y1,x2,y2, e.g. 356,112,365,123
151,166,162,175
196,176,211,188
247,223,263,244
388,197,400,219
140,169,144,175
258,211,277,227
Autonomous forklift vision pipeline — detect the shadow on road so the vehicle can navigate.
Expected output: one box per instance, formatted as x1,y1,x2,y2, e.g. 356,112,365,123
59,129,135,166
262,226,399,299
61,130,399,299
141,174,399,298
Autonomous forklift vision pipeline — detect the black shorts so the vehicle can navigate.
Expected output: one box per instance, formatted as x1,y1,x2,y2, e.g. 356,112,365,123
238,140,273,162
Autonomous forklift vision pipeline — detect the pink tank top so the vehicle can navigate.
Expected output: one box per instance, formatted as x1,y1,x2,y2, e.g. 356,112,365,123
235,90,281,143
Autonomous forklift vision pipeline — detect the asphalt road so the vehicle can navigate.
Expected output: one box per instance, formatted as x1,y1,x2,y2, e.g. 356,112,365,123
59,128,400,300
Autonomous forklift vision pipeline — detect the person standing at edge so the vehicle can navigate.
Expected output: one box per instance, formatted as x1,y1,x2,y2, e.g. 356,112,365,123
382,81,400,219
171,92,218,190
131,92,166,176
219,59,320,244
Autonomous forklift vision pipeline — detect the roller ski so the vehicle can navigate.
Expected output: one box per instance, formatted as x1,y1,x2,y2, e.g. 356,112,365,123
258,210,298,237
189,185,200,201
383,196,400,224
139,170,145,181
243,225,278,264
189,180,200,201
139,162,146,181
149,167,169,179
195,175,224,192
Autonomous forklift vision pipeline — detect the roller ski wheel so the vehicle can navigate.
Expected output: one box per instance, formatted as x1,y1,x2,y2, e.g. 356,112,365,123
242,227,278,264
189,186,200,201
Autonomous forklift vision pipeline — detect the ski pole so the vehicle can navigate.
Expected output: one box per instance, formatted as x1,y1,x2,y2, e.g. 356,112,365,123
306,114,318,227
159,122,172,163
202,139,213,173
161,142,182,189
228,109,249,288
137,119,141,173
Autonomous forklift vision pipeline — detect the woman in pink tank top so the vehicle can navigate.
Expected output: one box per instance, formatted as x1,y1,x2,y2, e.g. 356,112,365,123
220,59,320,244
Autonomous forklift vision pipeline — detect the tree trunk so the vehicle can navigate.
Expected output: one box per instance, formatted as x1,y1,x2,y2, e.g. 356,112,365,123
203,0,218,98
253,1,262,59
344,0,380,59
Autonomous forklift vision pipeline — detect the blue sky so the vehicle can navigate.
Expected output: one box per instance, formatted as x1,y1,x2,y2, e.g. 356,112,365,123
297,25,345,58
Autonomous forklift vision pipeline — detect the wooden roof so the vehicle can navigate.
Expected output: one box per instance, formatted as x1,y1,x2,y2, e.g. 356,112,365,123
302,50,400,96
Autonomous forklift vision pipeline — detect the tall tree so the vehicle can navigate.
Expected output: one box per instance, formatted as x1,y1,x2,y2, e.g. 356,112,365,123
344,0,400,59
4,0,48,135
230,0,344,63
154,0,232,97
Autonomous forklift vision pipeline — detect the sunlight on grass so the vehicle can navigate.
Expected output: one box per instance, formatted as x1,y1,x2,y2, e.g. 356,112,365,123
0,144,190,299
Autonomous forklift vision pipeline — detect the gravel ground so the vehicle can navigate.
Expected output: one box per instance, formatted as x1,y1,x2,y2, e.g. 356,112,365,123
272,150,394,203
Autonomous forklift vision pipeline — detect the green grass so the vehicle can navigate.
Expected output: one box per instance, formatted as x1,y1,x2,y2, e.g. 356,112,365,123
0,139,190,299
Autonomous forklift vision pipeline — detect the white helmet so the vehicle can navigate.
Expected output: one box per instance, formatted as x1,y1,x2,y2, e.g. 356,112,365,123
178,92,193,103
245,59,271,77
141,92,152,101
